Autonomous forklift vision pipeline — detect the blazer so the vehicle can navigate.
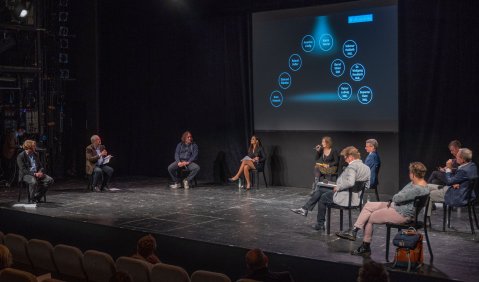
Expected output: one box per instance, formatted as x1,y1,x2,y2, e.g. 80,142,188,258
17,150,44,181
333,159,371,207
445,162,478,206
365,151,381,187
85,144,106,175
248,146,266,170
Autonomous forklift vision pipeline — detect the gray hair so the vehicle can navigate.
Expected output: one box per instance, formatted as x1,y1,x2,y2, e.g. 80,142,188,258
90,135,100,143
366,139,378,149
458,148,472,162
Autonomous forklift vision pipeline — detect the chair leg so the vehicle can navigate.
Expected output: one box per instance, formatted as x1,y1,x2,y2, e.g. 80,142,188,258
339,210,343,231
262,171,268,187
467,205,475,235
473,205,479,229
375,187,380,201
327,207,331,235
386,226,391,262
447,206,452,228
348,209,352,230
17,184,22,202
256,171,259,189
424,225,434,264
443,204,447,231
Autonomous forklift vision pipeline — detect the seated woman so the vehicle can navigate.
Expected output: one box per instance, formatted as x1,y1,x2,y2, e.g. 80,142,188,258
314,136,339,183
131,234,161,264
336,162,430,256
229,135,265,190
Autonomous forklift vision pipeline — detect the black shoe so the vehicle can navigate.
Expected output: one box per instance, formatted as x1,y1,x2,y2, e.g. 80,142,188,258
351,244,371,257
313,224,325,231
336,229,357,241
291,208,308,216
228,178,238,183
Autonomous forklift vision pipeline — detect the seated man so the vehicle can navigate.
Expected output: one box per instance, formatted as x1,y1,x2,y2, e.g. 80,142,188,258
17,140,54,203
428,140,461,185
364,139,381,189
291,146,370,231
242,248,294,282
428,148,477,215
168,131,200,189
86,135,114,192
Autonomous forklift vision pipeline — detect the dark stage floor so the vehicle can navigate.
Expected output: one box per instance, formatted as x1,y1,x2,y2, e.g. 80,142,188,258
1,177,478,281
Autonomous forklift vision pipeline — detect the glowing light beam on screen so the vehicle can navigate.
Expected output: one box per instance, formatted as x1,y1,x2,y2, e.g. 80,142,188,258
312,16,337,55
289,92,343,102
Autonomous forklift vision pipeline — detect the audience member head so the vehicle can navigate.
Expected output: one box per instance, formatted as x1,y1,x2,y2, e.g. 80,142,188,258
365,139,378,152
90,135,101,146
245,248,269,271
181,131,193,144
448,140,461,156
409,162,427,180
109,271,132,282
0,245,13,270
22,140,36,152
321,136,333,148
341,146,361,163
456,148,472,164
357,259,389,282
137,234,157,259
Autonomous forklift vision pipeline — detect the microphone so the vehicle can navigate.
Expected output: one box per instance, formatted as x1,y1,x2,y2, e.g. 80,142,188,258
313,145,321,150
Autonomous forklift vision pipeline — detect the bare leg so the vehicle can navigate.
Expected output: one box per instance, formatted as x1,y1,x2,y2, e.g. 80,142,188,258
244,165,251,188
232,160,255,180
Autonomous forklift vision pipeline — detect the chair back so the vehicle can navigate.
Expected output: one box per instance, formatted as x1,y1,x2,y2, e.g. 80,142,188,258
53,244,87,280
83,250,117,282
116,256,152,282
0,268,37,282
347,181,368,208
4,233,31,266
151,263,190,282
27,239,57,273
466,177,478,204
191,270,231,282
411,194,430,225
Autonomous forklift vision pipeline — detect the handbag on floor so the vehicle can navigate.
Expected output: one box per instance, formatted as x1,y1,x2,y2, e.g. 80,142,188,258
392,227,424,271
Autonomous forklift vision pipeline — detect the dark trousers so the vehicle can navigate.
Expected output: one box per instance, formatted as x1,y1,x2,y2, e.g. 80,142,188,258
23,174,54,200
428,170,447,185
317,190,334,225
303,187,332,211
92,165,114,188
168,162,200,183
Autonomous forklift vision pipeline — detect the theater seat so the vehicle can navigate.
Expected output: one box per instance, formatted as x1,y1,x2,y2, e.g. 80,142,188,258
116,256,152,282
151,263,190,282
191,270,231,282
27,239,57,274
53,244,87,281
0,268,37,282
4,233,31,268
83,250,116,282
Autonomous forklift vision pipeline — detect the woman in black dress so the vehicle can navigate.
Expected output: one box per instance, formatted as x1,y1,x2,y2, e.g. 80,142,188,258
314,136,339,182
229,135,266,190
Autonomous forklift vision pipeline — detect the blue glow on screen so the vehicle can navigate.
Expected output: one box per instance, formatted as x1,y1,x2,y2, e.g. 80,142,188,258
312,16,336,54
348,14,373,24
290,92,341,102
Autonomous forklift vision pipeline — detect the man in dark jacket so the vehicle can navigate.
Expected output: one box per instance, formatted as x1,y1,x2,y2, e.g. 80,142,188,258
17,140,53,202
243,248,294,282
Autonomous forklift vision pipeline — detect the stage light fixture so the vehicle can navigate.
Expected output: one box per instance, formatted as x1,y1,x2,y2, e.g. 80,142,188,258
59,69,69,79
11,0,28,19
59,52,68,63
60,38,68,49
59,26,68,36
59,11,68,22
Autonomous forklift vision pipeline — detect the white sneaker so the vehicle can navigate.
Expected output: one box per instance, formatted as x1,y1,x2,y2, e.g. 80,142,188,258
183,179,189,189
169,183,180,189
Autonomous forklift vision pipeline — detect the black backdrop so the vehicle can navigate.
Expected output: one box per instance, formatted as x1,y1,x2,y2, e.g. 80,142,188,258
72,0,479,188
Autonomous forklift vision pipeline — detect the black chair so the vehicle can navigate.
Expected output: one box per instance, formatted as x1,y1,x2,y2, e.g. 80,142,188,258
442,177,479,234
18,181,46,203
249,164,268,189
368,165,381,201
326,181,368,235
385,194,433,264
86,174,93,191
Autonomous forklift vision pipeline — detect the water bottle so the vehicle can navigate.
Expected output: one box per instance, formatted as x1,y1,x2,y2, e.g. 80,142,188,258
238,178,242,188
367,194,371,203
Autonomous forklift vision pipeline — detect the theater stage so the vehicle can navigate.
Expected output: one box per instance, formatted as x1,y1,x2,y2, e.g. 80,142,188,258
0,177,477,282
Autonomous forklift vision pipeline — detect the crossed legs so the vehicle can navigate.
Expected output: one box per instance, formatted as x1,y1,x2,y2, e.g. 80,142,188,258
231,160,256,188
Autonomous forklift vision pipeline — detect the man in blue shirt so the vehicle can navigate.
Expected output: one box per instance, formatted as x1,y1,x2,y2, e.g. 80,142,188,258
17,140,54,203
168,131,200,189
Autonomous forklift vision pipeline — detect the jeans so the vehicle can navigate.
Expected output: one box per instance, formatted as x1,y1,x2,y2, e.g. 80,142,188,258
168,161,200,183
23,174,54,200
92,165,114,188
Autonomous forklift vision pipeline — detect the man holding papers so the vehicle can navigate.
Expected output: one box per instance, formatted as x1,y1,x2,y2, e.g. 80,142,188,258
86,135,114,192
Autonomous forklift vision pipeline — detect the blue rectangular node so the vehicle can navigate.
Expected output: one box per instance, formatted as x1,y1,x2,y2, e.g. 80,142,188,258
348,14,373,24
